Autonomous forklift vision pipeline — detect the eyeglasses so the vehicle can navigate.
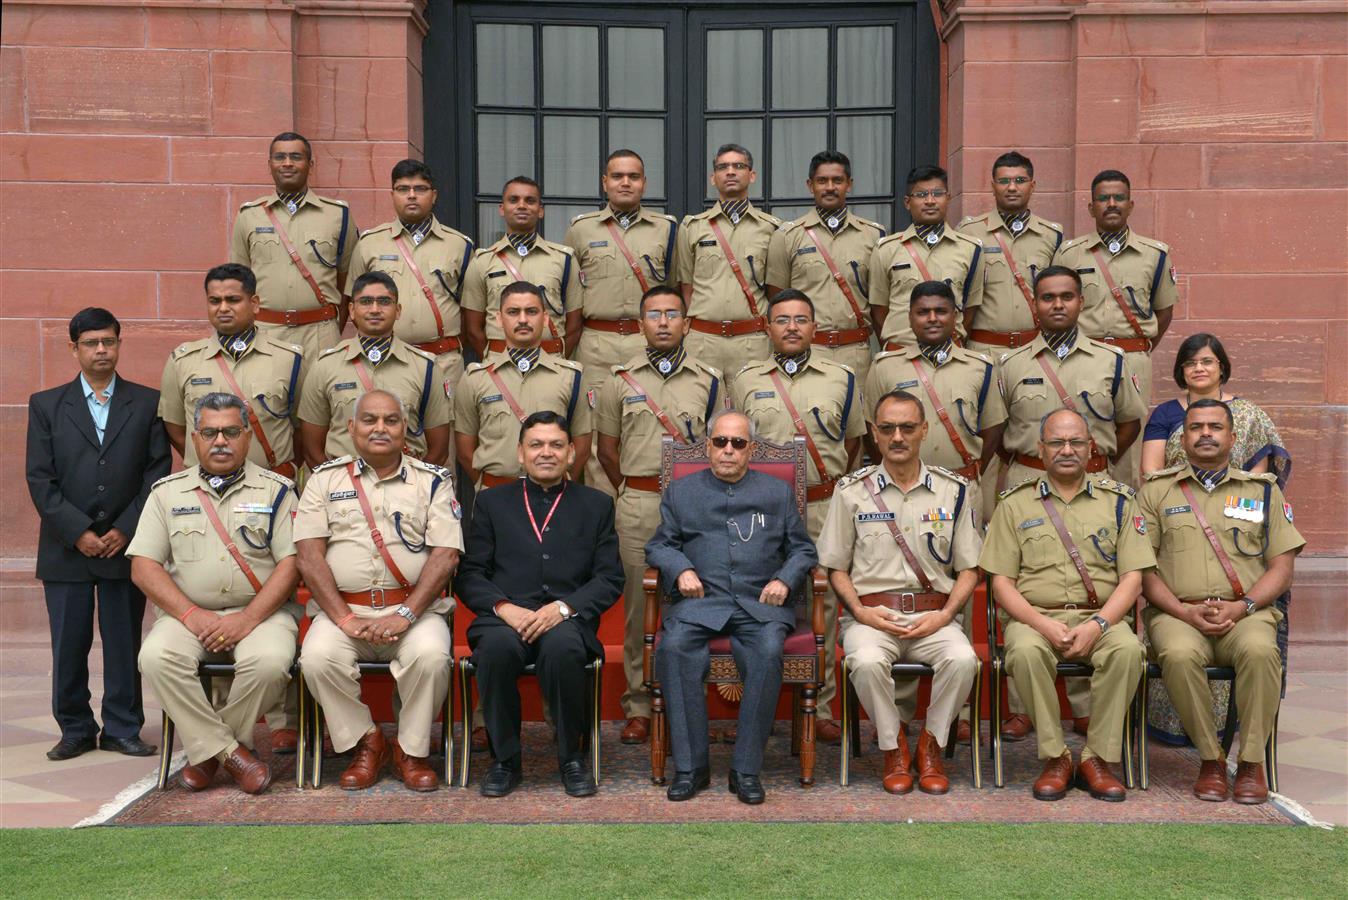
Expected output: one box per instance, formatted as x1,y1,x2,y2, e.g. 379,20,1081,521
643,310,684,321
270,152,307,163
1181,356,1221,370
710,436,750,449
994,176,1032,186
393,185,433,196
874,423,921,436
908,189,948,200
76,338,120,349
1043,439,1091,452
198,426,245,440
1093,193,1128,204
353,296,397,308
771,315,812,327
713,162,751,172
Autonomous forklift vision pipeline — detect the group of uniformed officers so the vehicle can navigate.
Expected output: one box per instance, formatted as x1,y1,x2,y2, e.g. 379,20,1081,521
120,132,1301,806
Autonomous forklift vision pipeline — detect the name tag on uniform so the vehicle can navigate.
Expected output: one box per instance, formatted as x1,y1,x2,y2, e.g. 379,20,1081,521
171,506,201,516
1075,267,1096,275
488,270,507,279
896,380,919,389
589,241,609,248
891,263,912,271
697,239,717,247
334,381,357,391
624,395,647,404
234,503,273,514
255,226,275,234
1163,505,1191,516
1019,517,1045,529
984,246,1002,254
483,394,503,404
794,247,817,256
190,377,213,386
754,390,775,399
1022,377,1044,385
857,512,895,522
328,490,357,501
378,254,399,261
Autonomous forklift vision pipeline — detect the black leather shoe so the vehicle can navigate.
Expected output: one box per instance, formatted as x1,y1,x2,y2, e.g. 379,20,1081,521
560,759,597,797
46,735,97,761
99,734,157,757
480,759,522,798
666,767,710,802
728,769,765,805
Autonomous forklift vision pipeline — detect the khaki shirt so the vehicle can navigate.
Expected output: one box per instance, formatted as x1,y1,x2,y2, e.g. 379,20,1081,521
957,212,1063,334
595,352,723,478
979,475,1155,607
297,337,450,461
676,201,780,321
126,463,298,615
454,351,590,477
869,224,984,345
293,454,462,616
349,219,474,345
765,210,886,332
817,463,982,596
730,356,866,486
564,207,679,319
865,345,1007,472
994,334,1146,458
230,192,356,312
158,336,307,467
461,235,581,343
1138,462,1304,601
1053,230,1179,342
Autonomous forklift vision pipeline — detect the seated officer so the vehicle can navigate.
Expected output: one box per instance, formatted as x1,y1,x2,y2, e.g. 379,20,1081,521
979,408,1151,802
817,390,981,794
1138,400,1304,804
129,393,300,794
296,390,462,792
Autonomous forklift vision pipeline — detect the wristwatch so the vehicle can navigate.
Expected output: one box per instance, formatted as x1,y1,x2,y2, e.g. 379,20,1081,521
1242,598,1258,618
556,600,574,619
1090,615,1110,634
394,605,417,625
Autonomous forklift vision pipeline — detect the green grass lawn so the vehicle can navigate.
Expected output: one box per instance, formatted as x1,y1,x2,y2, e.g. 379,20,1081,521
2,823,1345,898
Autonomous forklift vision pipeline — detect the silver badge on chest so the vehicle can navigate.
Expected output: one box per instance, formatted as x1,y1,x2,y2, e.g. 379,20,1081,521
518,244,530,257
1108,240,1122,254
826,215,840,230
231,338,247,353
926,232,939,245
517,358,532,373
367,347,383,363
285,200,297,215
1010,219,1025,233
935,349,949,364
1056,343,1070,360
412,232,423,245
783,359,799,375
208,476,224,489
657,358,673,375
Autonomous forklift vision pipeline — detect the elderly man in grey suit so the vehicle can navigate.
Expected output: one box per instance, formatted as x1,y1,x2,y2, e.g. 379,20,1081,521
646,409,817,804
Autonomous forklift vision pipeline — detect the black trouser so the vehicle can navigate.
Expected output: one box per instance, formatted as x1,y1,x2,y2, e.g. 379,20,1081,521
43,579,146,741
468,617,592,767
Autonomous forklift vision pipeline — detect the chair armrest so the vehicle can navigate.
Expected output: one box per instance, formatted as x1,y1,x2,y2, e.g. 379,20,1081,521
810,568,828,637
642,567,662,686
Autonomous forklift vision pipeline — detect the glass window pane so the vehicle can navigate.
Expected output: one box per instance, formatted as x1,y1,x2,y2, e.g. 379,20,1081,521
609,28,664,110
706,118,764,200
706,30,763,112
837,26,893,108
771,117,827,202
543,116,600,198
837,116,892,196
478,202,505,247
770,204,810,223
609,117,666,198
542,203,599,244
771,29,827,110
477,114,535,194
543,26,598,108
476,24,534,107
850,202,893,233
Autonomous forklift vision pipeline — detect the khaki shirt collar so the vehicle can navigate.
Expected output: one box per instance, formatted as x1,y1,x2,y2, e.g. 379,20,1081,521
185,463,256,501
872,462,937,496
601,205,647,225
353,453,413,483
1082,229,1140,255
899,222,954,246
1178,460,1238,490
802,207,857,234
1030,330,1086,359
267,190,317,211
1039,475,1094,503
490,233,554,255
343,336,410,363
489,347,561,372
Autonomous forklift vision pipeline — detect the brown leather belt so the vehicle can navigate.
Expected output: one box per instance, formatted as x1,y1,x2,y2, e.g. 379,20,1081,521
1180,596,1230,605
954,461,981,480
270,461,297,480
688,316,765,337
812,327,869,348
1015,452,1108,474
968,327,1036,348
883,341,907,352
805,479,837,503
413,335,462,354
340,587,411,609
487,338,564,355
479,472,517,488
859,591,948,613
623,475,660,492
584,317,642,336
1038,599,1103,610
1098,336,1152,353
256,305,337,326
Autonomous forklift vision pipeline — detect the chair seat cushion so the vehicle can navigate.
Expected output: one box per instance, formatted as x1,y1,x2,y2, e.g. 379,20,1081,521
708,625,816,656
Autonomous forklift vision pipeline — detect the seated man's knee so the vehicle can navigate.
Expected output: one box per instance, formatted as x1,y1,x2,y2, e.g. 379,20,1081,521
238,643,294,682
846,644,890,676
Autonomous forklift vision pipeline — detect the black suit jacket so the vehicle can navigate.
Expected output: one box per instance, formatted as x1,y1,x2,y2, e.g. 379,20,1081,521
457,478,623,657
25,375,171,581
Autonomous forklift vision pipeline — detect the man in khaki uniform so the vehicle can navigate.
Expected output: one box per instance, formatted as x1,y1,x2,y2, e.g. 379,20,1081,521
818,389,981,794
677,143,781,382
230,132,357,359
463,176,583,358
296,390,462,792
595,285,723,744
349,159,474,407
1054,169,1178,486
1139,400,1303,804
731,290,865,742
298,272,451,468
980,408,1152,802
765,150,886,382
129,393,299,794
869,165,983,351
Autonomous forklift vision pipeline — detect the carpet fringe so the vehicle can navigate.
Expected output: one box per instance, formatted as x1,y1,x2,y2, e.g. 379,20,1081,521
73,754,181,829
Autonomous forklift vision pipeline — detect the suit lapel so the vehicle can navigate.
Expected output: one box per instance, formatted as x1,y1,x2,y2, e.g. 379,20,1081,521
101,381,133,450
60,377,102,450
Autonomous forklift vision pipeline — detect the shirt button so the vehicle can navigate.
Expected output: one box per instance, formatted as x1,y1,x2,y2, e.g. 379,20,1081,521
97,485,106,492
542,554,550,560
99,459,106,466
96,511,107,520
541,584,550,592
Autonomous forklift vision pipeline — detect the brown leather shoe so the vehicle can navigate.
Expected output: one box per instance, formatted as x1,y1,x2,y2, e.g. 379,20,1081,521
179,758,219,791
391,740,439,792
271,728,298,754
1233,761,1269,805
1001,713,1033,742
1194,759,1229,802
339,728,389,790
620,717,650,745
816,719,842,745
1075,756,1126,802
956,720,972,745
1033,752,1073,801
471,726,489,753
1073,716,1091,737
881,734,914,794
915,730,950,795
221,746,272,795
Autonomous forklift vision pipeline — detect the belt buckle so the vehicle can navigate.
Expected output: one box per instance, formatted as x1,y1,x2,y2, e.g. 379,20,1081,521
369,589,387,609
1062,602,1079,611
718,320,734,337
283,309,301,327
1008,332,1025,348
899,592,916,614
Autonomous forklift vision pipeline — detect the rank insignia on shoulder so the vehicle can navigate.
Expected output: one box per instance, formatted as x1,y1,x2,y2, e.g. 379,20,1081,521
1134,515,1147,535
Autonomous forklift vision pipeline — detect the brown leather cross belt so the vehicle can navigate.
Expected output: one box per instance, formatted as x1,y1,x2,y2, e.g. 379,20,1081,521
1016,451,1108,474
413,335,462,354
1098,336,1152,353
968,328,1035,348
584,317,643,335
860,591,948,613
487,338,564,355
687,316,765,337
340,587,411,608
256,305,337,326
805,479,837,503
811,327,869,348
883,340,907,352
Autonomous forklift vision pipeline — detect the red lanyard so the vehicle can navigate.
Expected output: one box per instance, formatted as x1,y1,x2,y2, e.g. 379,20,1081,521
524,481,565,543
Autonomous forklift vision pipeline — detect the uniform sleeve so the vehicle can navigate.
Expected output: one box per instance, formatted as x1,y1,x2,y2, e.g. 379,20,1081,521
158,355,186,426
675,217,696,287
347,235,373,282
296,359,331,427
979,361,1009,430
1137,481,1165,554
124,491,170,564
814,489,855,573
1113,354,1148,424
1264,483,1306,559
952,483,984,572
461,254,488,313
337,208,359,277
977,498,1021,578
454,374,480,438
844,372,867,439
963,244,985,310
229,211,249,266
595,371,623,438
1151,249,1178,312
421,363,452,429
567,367,593,434
866,242,888,308
661,219,679,288
765,226,790,288
291,350,311,427
292,476,333,541
862,363,884,424
425,475,465,552
268,481,298,561
562,250,582,313
1113,495,1157,575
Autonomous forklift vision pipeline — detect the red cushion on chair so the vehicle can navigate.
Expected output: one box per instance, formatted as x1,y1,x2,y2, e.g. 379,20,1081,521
706,624,815,656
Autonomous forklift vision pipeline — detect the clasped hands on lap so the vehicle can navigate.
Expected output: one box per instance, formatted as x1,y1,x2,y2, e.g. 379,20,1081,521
854,605,952,641
495,601,566,642
676,569,789,607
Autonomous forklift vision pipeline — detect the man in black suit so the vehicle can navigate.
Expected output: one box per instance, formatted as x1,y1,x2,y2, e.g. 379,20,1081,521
457,411,623,798
25,308,172,760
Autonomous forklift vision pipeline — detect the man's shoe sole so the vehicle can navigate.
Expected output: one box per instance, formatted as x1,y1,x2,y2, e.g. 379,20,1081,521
1074,772,1125,802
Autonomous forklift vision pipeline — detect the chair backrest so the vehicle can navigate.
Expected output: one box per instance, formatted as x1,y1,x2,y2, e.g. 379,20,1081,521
661,435,808,520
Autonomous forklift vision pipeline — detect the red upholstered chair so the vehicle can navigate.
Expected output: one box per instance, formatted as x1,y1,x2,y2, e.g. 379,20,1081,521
641,436,829,786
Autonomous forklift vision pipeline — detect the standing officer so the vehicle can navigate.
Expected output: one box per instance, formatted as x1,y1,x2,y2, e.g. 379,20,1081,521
462,176,582,358
818,390,982,793
730,290,865,743
868,166,983,351
230,132,357,359
980,409,1151,802
160,264,306,479
296,390,462,792
595,285,723,744
676,144,781,383
1139,400,1303,804
765,150,886,383
129,393,299,794
298,272,451,468
348,159,474,411
1054,169,1178,485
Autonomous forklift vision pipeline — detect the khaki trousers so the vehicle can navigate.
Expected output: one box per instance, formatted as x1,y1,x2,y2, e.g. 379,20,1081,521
616,486,663,718
577,328,646,498
805,497,839,720
1145,606,1282,763
300,611,451,757
139,609,296,766
256,318,340,361
683,330,769,391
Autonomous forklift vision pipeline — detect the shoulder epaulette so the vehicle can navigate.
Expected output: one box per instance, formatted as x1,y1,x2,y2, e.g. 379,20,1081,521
359,222,395,238
313,456,353,474
1143,462,1187,481
405,344,436,362
1134,234,1170,253
570,210,601,224
1094,477,1136,497
957,213,989,228
315,195,349,208
695,360,723,379
999,476,1039,499
472,246,497,259
961,347,993,365
816,357,855,376
872,348,905,362
1000,344,1035,364
950,230,983,247
1059,235,1088,251
856,216,885,235
553,357,583,373
735,360,769,378
409,458,451,478
1039,217,1063,233
686,208,714,222
609,363,631,375
239,198,266,211
875,231,903,247
542,238,576,257
928,464,970,486
1085,337,1125,357
259,468,296,489
152,470,195,489
262,337,304,357
465,360,488,374
171,338,209,359
1228,468,1276,485
837,464,878,489
656,212,677,224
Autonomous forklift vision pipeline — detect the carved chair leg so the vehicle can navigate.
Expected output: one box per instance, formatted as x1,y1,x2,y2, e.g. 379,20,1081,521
799,684,817,786
650,684,667,785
